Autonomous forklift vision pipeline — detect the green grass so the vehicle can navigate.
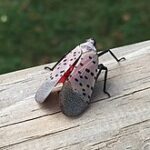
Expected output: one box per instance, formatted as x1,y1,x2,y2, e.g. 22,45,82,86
0,0,149,74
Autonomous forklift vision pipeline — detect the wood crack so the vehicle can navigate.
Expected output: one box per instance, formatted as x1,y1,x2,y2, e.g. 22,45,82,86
1,86,150,129
0,125,80,150
0,111,60,129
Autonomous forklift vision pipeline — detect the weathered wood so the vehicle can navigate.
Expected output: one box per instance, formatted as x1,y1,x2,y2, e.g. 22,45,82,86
0,40,150,150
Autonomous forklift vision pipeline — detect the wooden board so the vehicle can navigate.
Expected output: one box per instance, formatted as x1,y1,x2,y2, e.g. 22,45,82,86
0,40,150,150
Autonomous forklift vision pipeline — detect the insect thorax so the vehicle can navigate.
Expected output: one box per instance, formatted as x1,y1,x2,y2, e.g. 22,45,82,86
80,39,97,53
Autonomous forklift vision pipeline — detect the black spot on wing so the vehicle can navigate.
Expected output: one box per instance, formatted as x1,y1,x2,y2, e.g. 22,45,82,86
89,56,92,59
80,63,84,66
92,61,96,64
60,70,65,73
80,75,83,79
88,95,91,99
73,52,76,56
63,59,67,62
91,72,94,76
78,71,81,74
79,83,83,86
75,78,78,82
55,74,58,77
82,88,85,91
84,76,88,79
87,84,90,88
85,68,90,73
50,76,54,80
83,93,86,96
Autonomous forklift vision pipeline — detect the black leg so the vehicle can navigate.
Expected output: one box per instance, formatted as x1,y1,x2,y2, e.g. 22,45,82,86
44,59,62,71
44,54,66,71
44,49,73,71
44,66,59,71
44,50,82,71
44,66,53,71
96,64,110,98
97,49,126,62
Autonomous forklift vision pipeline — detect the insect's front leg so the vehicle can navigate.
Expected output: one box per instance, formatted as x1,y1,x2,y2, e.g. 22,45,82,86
44,66,53,71
98,49,126,62
44,60,62,71
97,64,110,97
44,49,74,71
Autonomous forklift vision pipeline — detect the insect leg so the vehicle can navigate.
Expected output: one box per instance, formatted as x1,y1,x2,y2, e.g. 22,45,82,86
97,64,110,97
44,52,69,71
44,63,58,71
44,49,82,71
97,49,126,62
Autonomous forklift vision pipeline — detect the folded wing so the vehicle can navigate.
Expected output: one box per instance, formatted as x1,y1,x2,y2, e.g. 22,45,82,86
35,46,82,103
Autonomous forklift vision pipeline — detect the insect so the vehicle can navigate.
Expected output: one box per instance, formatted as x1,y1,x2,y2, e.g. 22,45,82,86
35,38,125,117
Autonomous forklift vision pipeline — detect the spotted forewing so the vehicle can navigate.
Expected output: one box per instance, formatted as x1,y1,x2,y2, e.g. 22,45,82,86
35,46,82,103
68,50,98,103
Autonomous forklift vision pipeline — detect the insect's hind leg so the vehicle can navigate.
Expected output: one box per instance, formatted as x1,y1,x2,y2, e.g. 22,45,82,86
96,64,110,97
98,49,126,62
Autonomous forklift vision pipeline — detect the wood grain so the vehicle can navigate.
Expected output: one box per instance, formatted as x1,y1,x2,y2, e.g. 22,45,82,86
0,40,150,150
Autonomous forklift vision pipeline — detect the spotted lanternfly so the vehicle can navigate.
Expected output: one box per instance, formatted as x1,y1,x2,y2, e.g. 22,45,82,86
35,38,125,117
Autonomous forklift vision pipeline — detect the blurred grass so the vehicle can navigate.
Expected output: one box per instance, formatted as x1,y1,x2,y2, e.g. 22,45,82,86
0,0,149,74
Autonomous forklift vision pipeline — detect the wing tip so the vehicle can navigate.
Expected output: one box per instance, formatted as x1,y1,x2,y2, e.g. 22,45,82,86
35,92,47,103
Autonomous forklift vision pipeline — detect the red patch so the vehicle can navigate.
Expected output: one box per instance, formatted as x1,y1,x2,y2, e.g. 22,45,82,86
58,65,74,83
